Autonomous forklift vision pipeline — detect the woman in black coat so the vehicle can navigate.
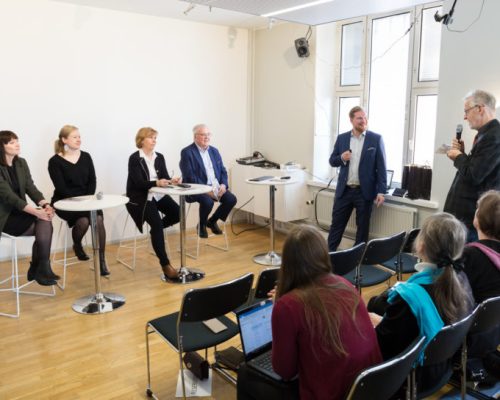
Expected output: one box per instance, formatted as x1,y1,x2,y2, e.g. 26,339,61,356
0,130,58,286
126,127,180,281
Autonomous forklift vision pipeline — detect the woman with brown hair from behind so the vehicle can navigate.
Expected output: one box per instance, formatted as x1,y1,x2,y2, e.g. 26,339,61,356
237,225,381,400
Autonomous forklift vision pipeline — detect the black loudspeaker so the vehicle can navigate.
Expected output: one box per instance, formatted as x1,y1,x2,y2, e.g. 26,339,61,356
294,37,310,58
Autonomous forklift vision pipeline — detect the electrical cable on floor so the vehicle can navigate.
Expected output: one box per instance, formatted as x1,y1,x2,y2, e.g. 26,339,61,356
314,176,335,232
230,195,270,236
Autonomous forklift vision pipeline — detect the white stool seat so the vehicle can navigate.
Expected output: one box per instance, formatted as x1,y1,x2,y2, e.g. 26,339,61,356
0,233,56,318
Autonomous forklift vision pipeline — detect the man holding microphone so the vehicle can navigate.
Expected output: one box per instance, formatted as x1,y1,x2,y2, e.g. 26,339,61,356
445,89,500,242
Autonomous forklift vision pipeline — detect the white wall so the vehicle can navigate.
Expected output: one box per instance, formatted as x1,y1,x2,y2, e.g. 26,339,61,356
0,0,250,255
252,23,315,171
431,0,500,208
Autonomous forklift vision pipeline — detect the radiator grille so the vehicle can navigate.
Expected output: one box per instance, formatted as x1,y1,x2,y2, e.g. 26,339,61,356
315,190,417,238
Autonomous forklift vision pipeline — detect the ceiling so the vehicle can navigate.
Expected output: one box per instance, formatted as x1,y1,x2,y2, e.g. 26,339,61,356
53,0,437,28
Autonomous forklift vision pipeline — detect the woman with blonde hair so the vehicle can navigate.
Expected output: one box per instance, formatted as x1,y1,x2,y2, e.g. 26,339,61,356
48,125,110,276
237,225,381,400
125,127,180,281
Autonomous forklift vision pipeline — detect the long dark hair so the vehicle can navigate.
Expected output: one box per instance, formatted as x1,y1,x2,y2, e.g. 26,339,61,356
416,213,474,323
0,130,19,166
276,225,361,356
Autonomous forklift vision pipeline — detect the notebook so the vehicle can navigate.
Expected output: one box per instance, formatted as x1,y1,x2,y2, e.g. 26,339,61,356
248,176,274,182
236,300,282,381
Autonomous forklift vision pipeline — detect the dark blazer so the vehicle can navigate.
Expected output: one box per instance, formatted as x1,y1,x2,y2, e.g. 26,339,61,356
125,151,171,233
0,157,44,232
329,130,387,201
444,119,500,229
179,143,229,188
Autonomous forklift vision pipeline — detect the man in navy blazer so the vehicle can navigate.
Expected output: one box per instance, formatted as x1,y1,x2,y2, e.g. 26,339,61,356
180,124,237,238
328,106,387,251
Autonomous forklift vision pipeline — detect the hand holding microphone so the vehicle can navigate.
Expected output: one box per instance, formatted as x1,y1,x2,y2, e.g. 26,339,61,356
452,124,464,152
447,124,464,161
341,149,352,162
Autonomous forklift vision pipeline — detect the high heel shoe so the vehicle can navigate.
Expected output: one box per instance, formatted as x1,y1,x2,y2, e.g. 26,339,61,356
73,243,90,261
99,251,110,276
161,264,179,281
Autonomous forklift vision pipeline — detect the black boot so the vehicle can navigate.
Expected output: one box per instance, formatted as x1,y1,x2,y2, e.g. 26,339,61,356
73,243,90,261
30,259,60,281
35,261,57,286
99,251,110,276
27,261,37,281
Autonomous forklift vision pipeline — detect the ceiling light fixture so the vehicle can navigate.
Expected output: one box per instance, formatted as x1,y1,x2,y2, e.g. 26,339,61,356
261,0,334,18
183,3,196,16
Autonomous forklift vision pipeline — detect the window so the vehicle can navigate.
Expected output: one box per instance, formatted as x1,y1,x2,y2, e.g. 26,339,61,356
327,2,442,182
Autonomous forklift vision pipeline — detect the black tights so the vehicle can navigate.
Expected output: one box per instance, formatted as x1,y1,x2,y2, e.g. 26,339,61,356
21,219,53,263
72,216,106,250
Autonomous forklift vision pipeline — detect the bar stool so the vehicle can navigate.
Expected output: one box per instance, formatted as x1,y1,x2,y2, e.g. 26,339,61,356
185,203,229,260
51,219,93,290
116,213,173,271
0,233,56,318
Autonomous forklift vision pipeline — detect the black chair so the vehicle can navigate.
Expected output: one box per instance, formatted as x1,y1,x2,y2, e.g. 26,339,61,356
346,336,426,400
381,228,420,280
343,231,406,293
145,273,254,399
234,267,279,314
458,296,500,399
329,242,366,283
412,310,477,399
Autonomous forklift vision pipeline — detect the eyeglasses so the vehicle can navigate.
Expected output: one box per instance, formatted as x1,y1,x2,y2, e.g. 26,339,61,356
464,104,480,115
196,133,212,138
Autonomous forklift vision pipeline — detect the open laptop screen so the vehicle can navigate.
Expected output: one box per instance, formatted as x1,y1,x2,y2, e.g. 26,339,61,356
237,300,274,360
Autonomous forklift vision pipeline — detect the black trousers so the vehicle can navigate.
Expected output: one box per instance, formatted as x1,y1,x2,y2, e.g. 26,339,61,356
186,190,237,226
328,187,373,252
144,195,180,267
237,364,299,400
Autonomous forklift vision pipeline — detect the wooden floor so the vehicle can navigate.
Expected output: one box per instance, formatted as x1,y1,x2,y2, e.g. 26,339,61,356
0,224,439,400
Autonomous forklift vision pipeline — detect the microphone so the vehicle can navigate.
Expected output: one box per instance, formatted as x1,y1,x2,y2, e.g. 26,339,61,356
456,124,463,141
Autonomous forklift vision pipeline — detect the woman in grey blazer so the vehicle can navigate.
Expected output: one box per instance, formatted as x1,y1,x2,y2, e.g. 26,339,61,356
0,130,58,286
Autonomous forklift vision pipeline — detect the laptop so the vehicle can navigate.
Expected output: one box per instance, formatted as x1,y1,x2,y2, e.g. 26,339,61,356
236,300,282,381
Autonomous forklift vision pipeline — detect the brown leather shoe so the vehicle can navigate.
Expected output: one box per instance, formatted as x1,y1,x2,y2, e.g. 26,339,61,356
162,264,179,280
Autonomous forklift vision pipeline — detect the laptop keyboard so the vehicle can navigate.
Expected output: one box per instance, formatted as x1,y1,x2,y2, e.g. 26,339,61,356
253,351,273,371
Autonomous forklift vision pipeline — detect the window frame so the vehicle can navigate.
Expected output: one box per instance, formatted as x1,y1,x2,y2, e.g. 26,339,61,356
329,1,442,182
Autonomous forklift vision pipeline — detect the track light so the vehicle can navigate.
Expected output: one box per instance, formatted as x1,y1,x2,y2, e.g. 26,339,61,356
183,3,196,16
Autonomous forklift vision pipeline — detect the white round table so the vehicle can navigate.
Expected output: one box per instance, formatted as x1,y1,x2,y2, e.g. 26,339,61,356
150,184,212,284
246,177,296,265
54,194,129,314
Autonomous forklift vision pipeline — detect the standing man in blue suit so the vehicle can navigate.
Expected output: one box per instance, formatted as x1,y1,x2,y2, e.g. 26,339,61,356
328,106,387,251
180,124,237,238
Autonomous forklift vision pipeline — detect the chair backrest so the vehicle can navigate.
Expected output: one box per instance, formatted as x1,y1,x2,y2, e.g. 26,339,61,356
254,267,280,300
422,310,476,366
179,273,254,323
330,242,366,276
402,228,420,253
346,336,426,400
362,231,406,266
469,295,500,335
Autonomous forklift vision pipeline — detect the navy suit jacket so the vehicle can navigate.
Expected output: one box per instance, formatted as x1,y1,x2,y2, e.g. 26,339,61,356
179,142,229,188
329,130,387,201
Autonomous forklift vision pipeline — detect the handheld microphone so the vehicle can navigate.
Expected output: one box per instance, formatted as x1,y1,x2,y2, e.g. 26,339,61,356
456,124,463,140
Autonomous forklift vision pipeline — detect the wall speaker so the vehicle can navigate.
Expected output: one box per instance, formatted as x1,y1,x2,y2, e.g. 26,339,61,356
294,37,310,58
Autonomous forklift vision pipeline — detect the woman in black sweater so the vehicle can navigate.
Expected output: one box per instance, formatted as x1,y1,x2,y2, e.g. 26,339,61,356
48,125,109,276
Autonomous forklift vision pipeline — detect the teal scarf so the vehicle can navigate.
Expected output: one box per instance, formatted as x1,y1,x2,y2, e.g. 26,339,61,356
388,267,444,363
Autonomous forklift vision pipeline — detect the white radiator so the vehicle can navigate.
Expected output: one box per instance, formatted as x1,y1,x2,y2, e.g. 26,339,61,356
315,190,417,238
